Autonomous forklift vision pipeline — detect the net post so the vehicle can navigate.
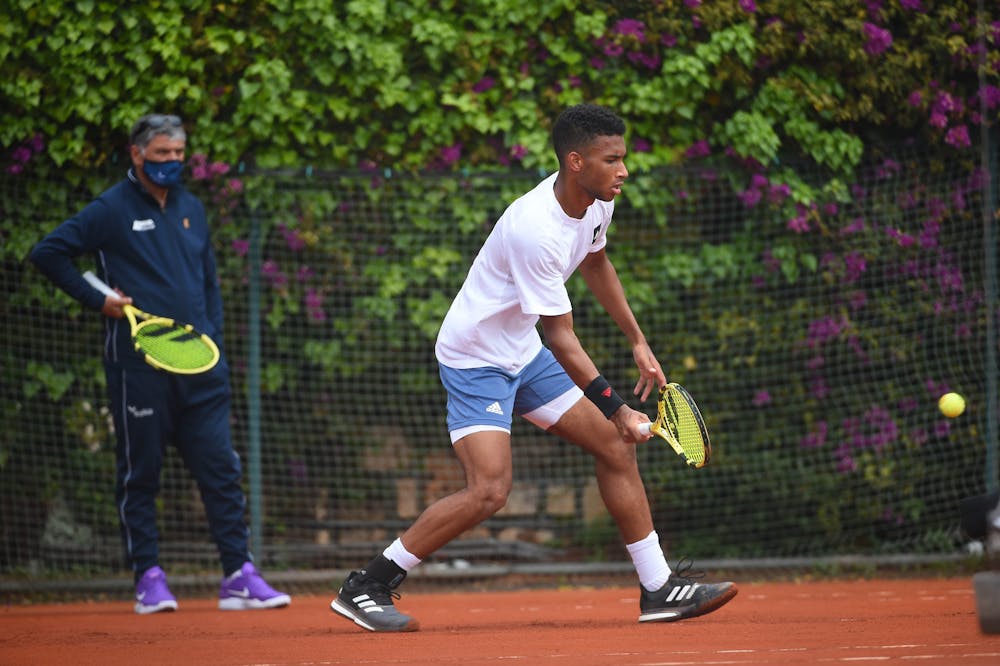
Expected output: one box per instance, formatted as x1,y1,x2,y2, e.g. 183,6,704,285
977,0,999,493
981,123,998,494
247,206,264,553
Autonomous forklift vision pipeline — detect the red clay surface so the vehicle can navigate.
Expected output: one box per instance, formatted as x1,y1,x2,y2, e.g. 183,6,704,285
2,578,999,665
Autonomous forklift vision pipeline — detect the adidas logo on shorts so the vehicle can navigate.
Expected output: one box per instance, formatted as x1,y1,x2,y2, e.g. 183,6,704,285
486,401,504,415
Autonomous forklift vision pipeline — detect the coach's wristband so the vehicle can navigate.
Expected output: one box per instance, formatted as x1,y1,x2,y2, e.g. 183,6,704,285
584,375,626,419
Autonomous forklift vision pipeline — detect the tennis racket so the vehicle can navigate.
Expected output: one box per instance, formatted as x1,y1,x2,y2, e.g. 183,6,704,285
638,383,711,468
83,271,220,375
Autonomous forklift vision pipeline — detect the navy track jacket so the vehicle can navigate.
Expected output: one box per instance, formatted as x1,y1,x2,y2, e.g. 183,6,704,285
30,170,225,370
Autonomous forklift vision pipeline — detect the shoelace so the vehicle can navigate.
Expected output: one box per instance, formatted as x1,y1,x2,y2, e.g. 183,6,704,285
670,557,706,585
360,577,402,605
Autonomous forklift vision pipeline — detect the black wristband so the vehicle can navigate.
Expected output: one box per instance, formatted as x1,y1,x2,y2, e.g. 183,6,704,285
584,375,626,419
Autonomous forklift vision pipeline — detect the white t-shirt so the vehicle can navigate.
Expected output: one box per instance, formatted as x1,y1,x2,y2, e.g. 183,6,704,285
435,172,613,373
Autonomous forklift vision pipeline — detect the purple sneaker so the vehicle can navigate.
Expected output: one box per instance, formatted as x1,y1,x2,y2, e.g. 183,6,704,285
218,561,291,610
134,565,178,615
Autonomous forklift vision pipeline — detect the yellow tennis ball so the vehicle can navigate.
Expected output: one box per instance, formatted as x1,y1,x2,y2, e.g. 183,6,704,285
938,392,966,418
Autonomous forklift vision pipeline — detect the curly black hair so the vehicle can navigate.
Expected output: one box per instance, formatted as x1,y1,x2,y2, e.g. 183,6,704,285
551,104,626,165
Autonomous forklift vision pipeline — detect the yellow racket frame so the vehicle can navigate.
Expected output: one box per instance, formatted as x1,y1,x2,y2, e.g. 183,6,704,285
83,271,220,375
642,383,712,468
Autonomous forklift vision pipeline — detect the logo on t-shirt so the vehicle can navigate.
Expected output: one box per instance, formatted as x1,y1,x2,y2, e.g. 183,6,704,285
592,224,602,243
132,219,156,231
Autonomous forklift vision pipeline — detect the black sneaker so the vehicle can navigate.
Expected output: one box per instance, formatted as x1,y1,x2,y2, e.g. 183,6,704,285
638,560,737,623
330,556,419,632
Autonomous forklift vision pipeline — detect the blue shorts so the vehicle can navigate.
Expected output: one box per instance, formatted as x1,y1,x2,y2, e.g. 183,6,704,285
439,347,583,443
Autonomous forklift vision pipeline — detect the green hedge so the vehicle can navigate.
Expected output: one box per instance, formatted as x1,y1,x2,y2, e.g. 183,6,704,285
1,2,996,571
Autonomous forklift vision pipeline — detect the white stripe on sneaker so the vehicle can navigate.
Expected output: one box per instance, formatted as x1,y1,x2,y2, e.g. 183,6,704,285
665,583,697,602
353,594,386,613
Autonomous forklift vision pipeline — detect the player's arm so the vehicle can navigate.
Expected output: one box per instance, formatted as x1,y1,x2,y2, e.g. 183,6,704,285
577,248,665,400
29,201,115,312
540,312,650,443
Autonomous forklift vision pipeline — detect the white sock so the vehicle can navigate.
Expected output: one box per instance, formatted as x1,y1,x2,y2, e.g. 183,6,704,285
383,538,422,572
626,530,671,592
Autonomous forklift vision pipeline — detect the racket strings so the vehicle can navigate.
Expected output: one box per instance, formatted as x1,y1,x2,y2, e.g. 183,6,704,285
135,322,217,370
662,387,709,467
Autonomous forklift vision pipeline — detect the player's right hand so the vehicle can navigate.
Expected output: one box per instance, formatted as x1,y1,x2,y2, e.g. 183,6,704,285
611,406,653,444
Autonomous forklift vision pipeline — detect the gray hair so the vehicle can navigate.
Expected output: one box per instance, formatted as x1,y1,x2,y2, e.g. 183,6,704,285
129,114,186,148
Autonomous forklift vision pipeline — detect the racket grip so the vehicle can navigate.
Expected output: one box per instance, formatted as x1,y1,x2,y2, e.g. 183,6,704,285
638,422,652,435
82,271,116,297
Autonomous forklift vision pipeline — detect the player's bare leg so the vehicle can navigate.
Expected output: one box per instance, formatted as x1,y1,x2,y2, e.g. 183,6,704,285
549,397,737,623
548,398,653,543
332,430,513,632
399,429,513,557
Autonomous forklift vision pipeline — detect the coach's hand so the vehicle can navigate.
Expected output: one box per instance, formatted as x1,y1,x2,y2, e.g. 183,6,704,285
101,292,132,319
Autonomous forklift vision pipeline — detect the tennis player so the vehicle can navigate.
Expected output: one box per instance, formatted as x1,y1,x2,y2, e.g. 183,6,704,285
331,103,736,632
29,113,289,614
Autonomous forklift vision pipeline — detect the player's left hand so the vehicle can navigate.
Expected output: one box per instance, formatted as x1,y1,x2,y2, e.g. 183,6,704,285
632,343,666,401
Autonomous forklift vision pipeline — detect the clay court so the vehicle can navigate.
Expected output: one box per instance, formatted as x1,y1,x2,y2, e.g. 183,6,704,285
2,577,998,665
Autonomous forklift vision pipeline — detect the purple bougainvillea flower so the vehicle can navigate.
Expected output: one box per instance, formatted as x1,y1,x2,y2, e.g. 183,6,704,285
810,376,830,399
863,22,892,55
279,224,306,251
601,40,624,58
684,140,711,158
632,137,651,153
630,52,661,70
844,252,867,282
440,143,462,165
768,183,791,203
305,288,326,322
984,85,1000,110
945,125,971,148
885,227,916,247
932,91,960,115
739,188,762,207
800,421,828,449
472,76,495,93
614,18,645,41
840,217,865,236
787,214,810,233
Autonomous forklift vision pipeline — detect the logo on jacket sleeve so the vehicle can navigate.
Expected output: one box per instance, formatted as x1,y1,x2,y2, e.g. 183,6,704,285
132,219,156,231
